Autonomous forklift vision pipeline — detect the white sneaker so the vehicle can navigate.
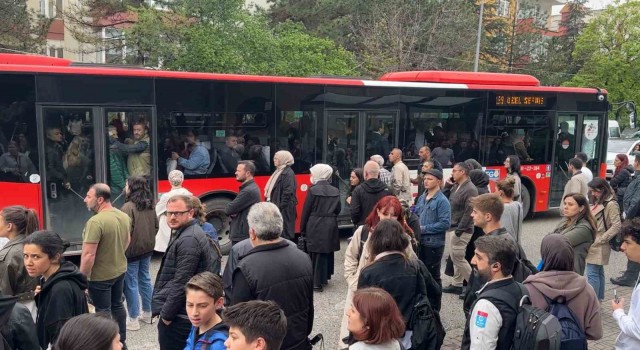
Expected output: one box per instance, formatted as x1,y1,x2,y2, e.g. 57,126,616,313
126,317,140,331
140,311,153,324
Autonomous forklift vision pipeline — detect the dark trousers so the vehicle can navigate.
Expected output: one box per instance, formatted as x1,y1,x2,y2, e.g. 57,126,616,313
625,260,640,279
88,273,127,345
158,317,192,350
419,244,445,287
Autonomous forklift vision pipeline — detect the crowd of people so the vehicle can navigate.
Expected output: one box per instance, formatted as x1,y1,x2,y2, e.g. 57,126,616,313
1,143,640,350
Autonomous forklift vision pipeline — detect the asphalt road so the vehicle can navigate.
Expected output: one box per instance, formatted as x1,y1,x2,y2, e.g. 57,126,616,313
126,209,630,350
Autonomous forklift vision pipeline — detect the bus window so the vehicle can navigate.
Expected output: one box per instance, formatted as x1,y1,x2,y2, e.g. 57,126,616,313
582,115,602,169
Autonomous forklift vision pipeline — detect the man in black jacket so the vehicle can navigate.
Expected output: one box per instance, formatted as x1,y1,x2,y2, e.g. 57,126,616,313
152,195,218,350
230,202,314,350
350,160,392,225
226,161,261,245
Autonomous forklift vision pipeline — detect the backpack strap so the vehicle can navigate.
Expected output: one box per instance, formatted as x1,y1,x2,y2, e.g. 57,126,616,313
356,225,370,261
476,282,528,314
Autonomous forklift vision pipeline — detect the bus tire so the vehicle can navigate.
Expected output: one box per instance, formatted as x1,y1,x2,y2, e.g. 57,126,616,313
204,197,232,255
521,185,532,219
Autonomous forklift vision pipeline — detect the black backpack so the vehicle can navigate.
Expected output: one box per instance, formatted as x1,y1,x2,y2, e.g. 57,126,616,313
480,285,562,350
544,296,588,350
409,263,445,350
512,243,538,282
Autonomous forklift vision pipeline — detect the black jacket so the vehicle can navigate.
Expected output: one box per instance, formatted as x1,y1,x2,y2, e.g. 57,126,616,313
231,240,314,350
153,220,219,321
225,180,261,242
350,179,392,225
35,261,88,349
358,254,442,325
300,181,341,253
444,179,478,235
462,278,524,350
1,301,39,350
0,294,16,350
610,165,634,192
269,167,298,240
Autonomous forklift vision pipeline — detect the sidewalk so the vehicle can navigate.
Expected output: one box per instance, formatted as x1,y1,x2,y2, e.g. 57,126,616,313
440,283,635,349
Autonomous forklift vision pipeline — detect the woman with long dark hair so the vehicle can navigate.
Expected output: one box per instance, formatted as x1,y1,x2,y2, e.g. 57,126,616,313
346,168,364,205
358,220,441,349
610,153,634,213
340,196,416,348
53,313,121,350
346,288,406,350
586,178,622,301
0,205,39,317
504,155,522,203
121,176,158,330
264,150,298,241
24,230,88,349
551,193,597,275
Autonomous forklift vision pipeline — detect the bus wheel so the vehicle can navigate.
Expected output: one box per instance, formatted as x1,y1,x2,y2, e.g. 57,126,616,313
205,197,232,255
522,185,532,219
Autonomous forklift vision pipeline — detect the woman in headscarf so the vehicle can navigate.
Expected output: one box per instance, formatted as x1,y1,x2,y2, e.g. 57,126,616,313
265,151,298,241
300,164,341,292
523,234,602,341
154,170,193,252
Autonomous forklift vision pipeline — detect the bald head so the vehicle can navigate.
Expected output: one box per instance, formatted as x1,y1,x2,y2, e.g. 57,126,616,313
91,183,111,202
389,148,402,164
364,160,380,180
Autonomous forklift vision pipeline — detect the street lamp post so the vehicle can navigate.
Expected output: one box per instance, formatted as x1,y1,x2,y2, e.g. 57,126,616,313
473,0,485,72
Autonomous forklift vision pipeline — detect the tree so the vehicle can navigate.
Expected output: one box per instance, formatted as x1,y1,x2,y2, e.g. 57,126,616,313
565,0,640,127
0,0,51,54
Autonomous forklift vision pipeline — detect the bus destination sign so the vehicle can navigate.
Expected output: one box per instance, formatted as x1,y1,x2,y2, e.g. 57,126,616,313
495,95,545,106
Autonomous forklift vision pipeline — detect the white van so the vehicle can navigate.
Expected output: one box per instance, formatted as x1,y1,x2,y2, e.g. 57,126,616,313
609,120,621,139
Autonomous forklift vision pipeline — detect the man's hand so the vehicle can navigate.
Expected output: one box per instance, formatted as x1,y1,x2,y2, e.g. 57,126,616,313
171,152,180,161
162,318,172,326
612,297,625,311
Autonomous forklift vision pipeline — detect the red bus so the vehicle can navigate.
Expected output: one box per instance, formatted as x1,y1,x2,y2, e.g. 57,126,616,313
0,53,610,254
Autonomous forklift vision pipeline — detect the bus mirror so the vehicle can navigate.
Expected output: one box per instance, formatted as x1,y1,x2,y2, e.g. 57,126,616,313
29,174,40,184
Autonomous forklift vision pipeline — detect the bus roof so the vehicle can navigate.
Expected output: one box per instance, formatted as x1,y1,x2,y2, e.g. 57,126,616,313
0,53,605,95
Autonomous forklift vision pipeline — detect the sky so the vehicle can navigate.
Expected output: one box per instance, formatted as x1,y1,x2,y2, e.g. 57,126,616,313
552,0,618,15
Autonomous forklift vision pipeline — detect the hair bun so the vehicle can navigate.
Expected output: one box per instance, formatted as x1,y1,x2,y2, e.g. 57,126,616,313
62,241,71,250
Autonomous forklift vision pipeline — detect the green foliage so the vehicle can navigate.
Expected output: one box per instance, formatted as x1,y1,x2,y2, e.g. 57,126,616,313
125,5,357,76
565,0,640,127
0,0,50,53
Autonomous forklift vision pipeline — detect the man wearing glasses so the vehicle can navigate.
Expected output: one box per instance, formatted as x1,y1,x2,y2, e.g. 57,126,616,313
152,194,220,350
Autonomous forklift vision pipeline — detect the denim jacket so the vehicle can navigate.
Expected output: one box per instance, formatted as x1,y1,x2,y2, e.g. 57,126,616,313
184,322,228,350
415,190,451,247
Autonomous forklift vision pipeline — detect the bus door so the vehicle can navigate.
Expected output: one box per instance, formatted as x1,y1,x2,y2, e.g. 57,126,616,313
102,107,155,208
324,110,398,227
39,106,98,251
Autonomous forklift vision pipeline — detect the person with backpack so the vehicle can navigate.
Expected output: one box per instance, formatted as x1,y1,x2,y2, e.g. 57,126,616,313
340,196,417,348
184,272,228,350
461,235,523,350
523,234,602,343
358,220,442,349
586,178,622,301
612,218,640,349
462,193,536,317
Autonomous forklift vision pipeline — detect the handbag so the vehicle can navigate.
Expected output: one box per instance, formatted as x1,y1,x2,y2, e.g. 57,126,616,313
297,235,308,253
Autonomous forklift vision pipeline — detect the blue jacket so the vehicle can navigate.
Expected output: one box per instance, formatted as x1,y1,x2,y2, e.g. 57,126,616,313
184,322,228,350
179,144,210,175
415,190,451,247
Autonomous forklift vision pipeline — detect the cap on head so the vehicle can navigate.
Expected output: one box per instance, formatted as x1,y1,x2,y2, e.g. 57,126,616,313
424,169,443,180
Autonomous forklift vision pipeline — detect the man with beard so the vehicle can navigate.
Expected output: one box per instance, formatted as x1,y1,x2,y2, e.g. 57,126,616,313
112,121,151,176
461,235,523,350
152,194,219,350
80,184,131,349
225,161,261,245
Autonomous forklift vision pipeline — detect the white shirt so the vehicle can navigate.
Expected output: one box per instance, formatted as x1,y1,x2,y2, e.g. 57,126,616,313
614,278,640,349
582,167,593,182
470,298,502,350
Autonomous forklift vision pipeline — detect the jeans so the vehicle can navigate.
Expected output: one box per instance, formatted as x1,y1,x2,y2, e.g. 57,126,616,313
124,256,153,318
88,273,127,344
586,263,605,301
158,317,192,350
419,244,445,287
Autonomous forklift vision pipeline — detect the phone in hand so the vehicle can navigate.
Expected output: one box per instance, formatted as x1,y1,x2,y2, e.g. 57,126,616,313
615,289,620,303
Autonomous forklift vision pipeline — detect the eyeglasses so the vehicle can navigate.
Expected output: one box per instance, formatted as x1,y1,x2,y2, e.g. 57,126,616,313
166,210,191,217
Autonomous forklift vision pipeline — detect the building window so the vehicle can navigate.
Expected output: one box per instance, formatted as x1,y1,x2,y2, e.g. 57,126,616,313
498,0,510,18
